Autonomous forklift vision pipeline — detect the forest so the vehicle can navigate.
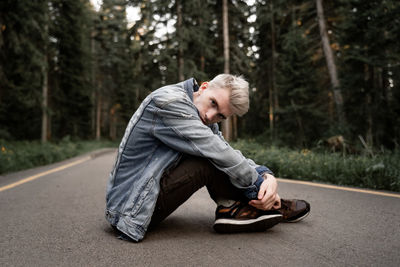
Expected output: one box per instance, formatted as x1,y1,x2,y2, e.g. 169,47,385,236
1,0,399,150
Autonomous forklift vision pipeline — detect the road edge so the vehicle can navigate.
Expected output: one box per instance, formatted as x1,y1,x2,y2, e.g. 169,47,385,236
0,148,117,192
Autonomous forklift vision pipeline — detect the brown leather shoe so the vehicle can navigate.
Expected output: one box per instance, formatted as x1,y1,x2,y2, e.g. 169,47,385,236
213,201,282,233
278,199,310,222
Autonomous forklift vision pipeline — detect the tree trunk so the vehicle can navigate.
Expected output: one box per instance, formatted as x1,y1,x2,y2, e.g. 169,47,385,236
269,1,276,141
328,91,335,122
109,106,117,141
96,89,102,141
233,115,238,140
199,17,205,74
200,55,205,73
221,0,233,141
316,0,346,127
291,99,305,146
366,93,373,146
91,30,96,138
41,54,48,143
41,15,49,143
364,64,373,147
177,0,184,81
223,0,230,75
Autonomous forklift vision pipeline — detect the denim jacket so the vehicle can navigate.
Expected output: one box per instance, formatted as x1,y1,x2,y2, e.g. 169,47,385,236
105,78,273,241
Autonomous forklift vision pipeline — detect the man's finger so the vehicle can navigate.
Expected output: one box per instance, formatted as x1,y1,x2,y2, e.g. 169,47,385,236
272,200,281,209
258,181,267,200
272,194,281,209
265,190,276,202
252,191,276,204
250,195,276,209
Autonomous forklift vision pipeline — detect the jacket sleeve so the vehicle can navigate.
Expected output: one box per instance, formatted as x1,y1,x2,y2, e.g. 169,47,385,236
150,93,264,200
211,124,274,177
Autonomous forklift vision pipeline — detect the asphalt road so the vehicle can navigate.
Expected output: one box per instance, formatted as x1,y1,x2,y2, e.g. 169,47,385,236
1,150,399,266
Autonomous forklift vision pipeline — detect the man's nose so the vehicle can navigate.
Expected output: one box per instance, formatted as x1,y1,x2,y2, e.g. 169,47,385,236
206,110,218,122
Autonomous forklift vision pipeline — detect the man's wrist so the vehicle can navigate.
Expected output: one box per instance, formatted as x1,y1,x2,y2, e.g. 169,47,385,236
255,166,274,177
243,174,264,200
263,173,274,180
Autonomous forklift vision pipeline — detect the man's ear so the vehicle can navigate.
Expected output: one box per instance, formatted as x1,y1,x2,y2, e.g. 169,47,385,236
200,82,209,90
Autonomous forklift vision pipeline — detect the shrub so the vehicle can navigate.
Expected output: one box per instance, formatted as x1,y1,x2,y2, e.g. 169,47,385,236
0,139,117,174
231,139,400,192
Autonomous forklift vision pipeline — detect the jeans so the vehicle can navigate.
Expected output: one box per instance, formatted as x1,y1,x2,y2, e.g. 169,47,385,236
149,155,243,228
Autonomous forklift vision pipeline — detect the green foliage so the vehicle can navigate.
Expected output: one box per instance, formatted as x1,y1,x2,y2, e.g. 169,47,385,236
128,0,253,84
232,139,400,192
276,11,326,147
0,139,117,174
337,0,400,148
0,0,48,139
50,0,94,138
95,0,136,126
1,0,399,150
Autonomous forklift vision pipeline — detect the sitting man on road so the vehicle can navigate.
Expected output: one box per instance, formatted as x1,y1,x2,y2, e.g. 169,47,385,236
105,74,310,242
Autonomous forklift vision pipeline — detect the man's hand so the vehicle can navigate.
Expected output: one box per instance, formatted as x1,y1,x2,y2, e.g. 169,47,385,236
249,173,281,210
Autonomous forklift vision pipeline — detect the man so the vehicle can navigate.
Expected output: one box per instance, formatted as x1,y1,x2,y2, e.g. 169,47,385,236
105,74,310,242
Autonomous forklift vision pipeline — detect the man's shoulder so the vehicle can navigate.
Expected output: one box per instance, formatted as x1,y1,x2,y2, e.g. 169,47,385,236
151,82,190,106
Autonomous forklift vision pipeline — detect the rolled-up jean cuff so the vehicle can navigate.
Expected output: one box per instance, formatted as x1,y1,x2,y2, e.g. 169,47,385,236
256,165,274,176
242,175,264,200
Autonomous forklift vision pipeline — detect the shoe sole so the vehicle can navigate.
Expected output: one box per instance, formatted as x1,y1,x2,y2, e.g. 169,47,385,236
213,214,283,233
285,209,310,223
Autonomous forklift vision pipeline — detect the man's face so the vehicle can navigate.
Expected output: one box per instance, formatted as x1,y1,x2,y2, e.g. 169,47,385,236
193,82,233,125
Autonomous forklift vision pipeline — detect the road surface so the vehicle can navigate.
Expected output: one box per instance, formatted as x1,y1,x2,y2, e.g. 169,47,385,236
1,150,399,266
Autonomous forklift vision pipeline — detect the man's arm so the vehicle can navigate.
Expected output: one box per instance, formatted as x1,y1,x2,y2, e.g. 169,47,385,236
249,173,281,210
150,94,263,200
212,126,280,210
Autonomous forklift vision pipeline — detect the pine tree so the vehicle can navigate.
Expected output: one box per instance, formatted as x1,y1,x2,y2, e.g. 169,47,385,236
127,0,216,88
337,0,400,148
95,0,133,139
249,0,328,146
127,0,164,99
0,0,48,140
248,0,290,138
277,11,324,146
316,0,346,130
49,0,93,139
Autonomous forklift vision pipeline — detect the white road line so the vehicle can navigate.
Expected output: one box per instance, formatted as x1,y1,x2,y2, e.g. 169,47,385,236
277,178,400,199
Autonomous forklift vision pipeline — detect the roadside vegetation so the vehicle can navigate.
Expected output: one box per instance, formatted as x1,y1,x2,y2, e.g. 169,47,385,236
231,140,400,192
0,138,117,175
1,137,399,192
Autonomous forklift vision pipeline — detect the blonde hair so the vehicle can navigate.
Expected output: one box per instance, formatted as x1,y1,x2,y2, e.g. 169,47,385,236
208,74,249,116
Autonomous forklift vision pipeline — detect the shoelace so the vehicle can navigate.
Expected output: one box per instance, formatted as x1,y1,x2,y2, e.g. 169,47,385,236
279,200,290,211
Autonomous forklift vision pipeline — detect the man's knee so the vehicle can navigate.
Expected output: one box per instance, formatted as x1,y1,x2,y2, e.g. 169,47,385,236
180,156,224,180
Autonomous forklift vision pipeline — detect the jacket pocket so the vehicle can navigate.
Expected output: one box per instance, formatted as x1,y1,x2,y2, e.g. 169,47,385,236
130,177,155,217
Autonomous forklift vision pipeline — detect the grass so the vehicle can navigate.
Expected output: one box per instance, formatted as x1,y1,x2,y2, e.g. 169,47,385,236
0,138,117,175
231,139,400,192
